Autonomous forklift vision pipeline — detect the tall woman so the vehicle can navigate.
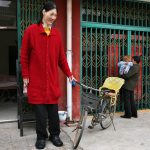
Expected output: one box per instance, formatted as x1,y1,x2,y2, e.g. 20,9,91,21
20,1,75,149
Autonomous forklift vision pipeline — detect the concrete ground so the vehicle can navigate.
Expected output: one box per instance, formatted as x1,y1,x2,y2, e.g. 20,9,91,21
0,102,17,122
1,110,150,150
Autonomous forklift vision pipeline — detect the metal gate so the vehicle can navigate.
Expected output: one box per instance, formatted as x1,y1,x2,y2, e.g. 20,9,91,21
80,0,150,111
17,0,47,113
17,0,47,58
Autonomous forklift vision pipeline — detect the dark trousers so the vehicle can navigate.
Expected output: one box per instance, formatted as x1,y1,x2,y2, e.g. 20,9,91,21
122,88,137,117
34,104,60,140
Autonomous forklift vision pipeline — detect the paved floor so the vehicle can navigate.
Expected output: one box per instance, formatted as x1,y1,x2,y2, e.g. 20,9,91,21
63,110,150,150
0,102,17,122
0,122,82,150
1,110,150,150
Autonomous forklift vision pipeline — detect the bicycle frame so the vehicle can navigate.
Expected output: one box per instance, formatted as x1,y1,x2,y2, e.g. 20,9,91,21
72,80,116,149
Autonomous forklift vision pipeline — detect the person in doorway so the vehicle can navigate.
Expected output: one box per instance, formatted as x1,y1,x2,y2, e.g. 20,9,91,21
118,55,133,75
20,1,75,149
120,56,140,119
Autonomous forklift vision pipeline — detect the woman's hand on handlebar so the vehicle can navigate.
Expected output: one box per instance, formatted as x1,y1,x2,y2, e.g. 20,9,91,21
69,75,77,83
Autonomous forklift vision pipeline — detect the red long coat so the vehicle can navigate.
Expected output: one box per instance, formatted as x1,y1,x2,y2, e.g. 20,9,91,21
20,23,72,104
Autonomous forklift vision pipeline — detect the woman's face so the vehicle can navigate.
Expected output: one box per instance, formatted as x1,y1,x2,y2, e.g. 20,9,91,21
42,9,57,26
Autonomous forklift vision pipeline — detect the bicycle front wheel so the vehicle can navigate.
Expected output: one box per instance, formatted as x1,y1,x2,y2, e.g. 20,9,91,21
100,99,116,129
73,108,88,149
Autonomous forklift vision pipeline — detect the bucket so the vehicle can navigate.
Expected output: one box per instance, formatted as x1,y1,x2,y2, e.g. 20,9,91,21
58,111,67,121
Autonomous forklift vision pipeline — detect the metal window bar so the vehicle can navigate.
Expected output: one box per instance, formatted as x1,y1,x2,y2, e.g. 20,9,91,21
96,0,98,22
120,0,122,25
82,0,150,27
115,0,117,24
85,28,88,87
145,5,148,27
138,3,140,26
118,30,121,62
113,29,116,76
141,31,144,108
100,28,103,85
145,34,148,108
86,0,88,22
124,0,126,25
91,0,93,22
95,28,98,93
80,0,83,97
111,0,113,24
106,0,108,23
101,0,103,23
81,0,150,111
109,29,112,76
90,28,93,86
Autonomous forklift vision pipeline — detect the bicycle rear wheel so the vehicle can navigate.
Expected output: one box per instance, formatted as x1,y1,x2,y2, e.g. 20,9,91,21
100,99,116,129
73,108,88,149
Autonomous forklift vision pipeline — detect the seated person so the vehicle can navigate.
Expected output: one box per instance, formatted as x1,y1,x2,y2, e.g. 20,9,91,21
118,55,133,75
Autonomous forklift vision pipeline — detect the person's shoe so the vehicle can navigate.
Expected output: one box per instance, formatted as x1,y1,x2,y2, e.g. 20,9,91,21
120,115,131,119
35,139,46,149
49,135,63,147
132,115,138,118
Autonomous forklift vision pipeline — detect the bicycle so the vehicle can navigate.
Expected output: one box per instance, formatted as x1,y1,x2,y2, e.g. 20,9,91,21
72,77,125,149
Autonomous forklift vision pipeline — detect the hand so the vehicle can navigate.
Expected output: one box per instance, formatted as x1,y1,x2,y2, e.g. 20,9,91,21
23,78,29,88
68,75,76,83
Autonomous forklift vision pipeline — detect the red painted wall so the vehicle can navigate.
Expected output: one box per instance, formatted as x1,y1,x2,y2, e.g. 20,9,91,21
55,0,67,111
55,0,80,119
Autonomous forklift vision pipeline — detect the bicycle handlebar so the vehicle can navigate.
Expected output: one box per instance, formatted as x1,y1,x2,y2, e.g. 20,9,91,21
72,80,111,93
75,81,100,92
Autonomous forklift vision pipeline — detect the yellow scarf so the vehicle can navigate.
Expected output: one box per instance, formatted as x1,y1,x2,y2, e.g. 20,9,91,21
44,27,50,36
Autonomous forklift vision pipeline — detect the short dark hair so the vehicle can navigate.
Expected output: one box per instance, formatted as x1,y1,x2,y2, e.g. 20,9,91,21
132,56,141,64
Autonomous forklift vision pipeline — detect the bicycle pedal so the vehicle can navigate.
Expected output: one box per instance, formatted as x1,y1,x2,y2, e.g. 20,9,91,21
88,125,94,129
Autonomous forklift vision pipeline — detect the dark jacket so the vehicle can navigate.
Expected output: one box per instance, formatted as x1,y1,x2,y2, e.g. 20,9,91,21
121,64,140,91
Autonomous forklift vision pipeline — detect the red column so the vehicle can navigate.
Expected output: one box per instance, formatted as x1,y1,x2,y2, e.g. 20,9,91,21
55,0,67,110
72,0,80,120
55,0,81,119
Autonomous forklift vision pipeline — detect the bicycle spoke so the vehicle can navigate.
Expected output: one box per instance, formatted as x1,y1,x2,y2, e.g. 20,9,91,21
73,109,87,149
100,100,116,129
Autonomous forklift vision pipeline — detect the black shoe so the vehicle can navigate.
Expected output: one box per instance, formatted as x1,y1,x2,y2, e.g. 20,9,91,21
132,115,138,118
35,139,46,149
120,115,131,119
49,135,63,147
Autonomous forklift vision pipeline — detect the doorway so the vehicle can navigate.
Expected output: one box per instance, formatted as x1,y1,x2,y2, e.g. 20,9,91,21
0,0,17,122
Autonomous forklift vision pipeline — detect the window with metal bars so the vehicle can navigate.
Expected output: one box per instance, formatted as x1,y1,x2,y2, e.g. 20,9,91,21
81,0,150,27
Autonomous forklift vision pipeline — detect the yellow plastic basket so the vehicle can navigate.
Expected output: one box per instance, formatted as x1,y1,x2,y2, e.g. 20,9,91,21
99,77,125,105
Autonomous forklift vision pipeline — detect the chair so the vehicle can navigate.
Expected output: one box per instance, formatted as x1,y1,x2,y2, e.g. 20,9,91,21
0,75,17,102
99,77,125,105
16,59,35,136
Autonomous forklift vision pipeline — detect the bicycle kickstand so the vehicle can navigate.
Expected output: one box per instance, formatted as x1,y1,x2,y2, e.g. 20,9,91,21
110,115,116,131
